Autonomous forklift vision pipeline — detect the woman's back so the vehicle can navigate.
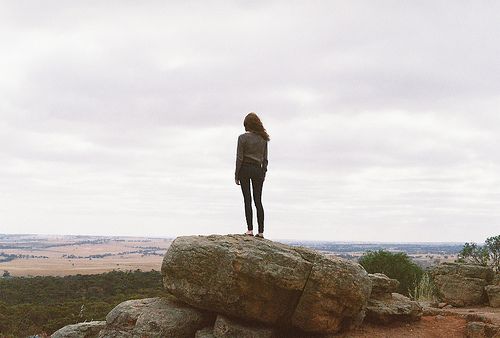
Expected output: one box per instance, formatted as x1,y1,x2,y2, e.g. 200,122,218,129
238,131,267,164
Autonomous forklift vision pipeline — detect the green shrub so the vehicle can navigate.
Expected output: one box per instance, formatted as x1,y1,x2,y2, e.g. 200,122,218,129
359,250,423,296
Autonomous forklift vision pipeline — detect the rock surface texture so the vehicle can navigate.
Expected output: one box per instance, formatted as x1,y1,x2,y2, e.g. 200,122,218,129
212,315,275,338
51,321,106,338
485,285,500,308
195,327,216,338
430,263,494,307
97,297,215,338
161,234,372,334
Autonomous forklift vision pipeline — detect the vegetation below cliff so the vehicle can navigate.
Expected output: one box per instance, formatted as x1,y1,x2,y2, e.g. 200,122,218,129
0,270,164,337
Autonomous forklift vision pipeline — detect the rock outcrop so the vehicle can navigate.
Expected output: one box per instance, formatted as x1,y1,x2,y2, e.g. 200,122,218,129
52,321,106,338
365,273,422,323
98,297,215,338
55,234,437,337
430,263,494,307
161,234,372,334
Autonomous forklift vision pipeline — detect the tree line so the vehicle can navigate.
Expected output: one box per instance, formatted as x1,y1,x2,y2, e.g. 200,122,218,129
0,269,165,337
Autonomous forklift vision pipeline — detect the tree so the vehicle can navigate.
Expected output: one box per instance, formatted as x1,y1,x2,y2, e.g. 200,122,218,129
485,235,500,272
457,235,500,272
358,250,423,296
2,270,10,278
457,242,488,266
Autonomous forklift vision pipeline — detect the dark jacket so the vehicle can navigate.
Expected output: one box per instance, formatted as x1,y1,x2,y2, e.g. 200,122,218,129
235,131,268,180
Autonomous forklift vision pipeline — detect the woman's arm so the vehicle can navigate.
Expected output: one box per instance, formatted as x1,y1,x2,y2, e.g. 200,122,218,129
262,141,268,180
235,134,244,184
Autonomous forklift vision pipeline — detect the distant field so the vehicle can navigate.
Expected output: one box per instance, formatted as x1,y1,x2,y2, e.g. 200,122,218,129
0,234,172,277
0,234,463,277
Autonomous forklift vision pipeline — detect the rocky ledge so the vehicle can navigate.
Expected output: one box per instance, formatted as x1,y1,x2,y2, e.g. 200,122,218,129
430,262,497,308
161,234,372,334
53,234,424,337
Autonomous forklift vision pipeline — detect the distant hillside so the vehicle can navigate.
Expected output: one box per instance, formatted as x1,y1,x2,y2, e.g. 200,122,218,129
280,240,464,255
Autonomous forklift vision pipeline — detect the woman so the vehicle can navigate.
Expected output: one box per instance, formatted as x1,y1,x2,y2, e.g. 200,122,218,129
235,112,269,238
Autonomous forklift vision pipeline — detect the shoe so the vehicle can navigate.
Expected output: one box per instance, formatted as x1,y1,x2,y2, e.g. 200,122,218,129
244,231,254,236
255,233,264,239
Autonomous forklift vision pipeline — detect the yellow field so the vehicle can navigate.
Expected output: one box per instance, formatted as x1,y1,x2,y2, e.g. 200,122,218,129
0,235,172,277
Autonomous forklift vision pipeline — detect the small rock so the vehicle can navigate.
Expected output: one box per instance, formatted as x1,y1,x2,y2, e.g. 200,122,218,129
463,313,491,324
52,321,106,338
467,322,486,338
435,315,445,320
422,307,445,316
438,302,448,309
368,273,400,299
485,285,500,308
366,293,423,324
444,305,453,309
466,321,500,338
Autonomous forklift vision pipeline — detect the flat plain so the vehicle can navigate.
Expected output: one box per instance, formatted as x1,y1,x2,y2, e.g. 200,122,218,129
1,234,462,277
0,234,172,276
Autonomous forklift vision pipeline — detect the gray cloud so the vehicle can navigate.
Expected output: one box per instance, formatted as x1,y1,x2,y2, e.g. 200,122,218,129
1,1,499,241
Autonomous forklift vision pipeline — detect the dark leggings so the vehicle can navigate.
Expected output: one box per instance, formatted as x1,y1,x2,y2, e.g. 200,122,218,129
239,163,265,233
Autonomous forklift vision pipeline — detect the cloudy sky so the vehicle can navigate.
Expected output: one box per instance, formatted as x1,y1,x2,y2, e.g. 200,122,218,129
1,1,499,242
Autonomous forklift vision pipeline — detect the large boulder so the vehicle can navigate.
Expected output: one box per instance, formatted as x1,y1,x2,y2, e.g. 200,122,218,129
52,321,106,338
98,297,215,338
430,263,494,307
485,285,500,308
161,235,371,334
366,293,423,324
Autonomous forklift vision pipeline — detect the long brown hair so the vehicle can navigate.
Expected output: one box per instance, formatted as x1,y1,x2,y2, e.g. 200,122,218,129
244,112,270,141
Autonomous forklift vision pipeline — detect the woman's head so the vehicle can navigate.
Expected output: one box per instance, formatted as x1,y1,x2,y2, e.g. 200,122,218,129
244,112,270,141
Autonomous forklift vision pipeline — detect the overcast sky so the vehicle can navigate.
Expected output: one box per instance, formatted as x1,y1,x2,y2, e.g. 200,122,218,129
1,1,499,242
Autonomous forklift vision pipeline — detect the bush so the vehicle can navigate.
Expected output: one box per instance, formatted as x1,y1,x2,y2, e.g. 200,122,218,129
359,250,423,296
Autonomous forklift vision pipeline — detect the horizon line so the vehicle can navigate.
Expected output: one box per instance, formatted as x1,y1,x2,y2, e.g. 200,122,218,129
0,232,468,245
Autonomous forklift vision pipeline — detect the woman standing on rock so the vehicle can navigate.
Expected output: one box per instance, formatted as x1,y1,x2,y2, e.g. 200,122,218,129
235,112,269,239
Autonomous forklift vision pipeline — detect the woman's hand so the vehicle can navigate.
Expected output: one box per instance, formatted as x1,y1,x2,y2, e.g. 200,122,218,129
235,178,240,185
